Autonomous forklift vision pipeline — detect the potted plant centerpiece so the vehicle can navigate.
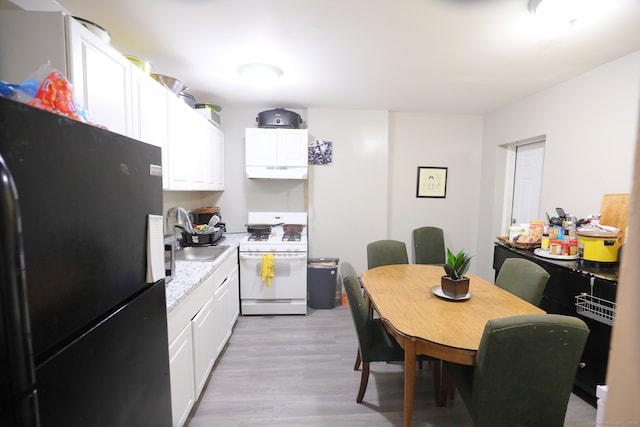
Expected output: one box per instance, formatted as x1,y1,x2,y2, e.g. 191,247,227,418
441,248,473,298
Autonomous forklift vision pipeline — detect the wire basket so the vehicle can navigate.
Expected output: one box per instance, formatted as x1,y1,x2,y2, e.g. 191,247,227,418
575,293,615,326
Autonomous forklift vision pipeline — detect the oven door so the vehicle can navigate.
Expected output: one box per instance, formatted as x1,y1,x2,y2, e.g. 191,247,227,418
239,251,307,299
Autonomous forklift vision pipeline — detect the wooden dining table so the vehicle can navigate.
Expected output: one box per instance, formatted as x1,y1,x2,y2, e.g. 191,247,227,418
360,264,545,427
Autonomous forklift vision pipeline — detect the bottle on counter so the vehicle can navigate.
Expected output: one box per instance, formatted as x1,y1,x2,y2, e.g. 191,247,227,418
566,221,577,240
569,239,578,256
549,239,562,255
541,233,550,250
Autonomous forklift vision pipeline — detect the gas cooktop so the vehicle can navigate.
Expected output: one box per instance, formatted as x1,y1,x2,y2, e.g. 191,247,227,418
240,212,308,252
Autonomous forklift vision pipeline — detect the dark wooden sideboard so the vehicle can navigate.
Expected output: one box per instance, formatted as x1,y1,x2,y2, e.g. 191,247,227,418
493,242,618,406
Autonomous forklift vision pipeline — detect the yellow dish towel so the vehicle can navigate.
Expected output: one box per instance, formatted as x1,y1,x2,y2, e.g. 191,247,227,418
260,253,275,287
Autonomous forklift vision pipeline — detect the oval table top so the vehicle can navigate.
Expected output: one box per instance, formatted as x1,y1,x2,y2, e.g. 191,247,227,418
361,264,546,362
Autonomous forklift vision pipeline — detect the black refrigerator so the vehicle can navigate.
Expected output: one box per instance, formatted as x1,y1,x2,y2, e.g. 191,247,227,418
0,97,172,426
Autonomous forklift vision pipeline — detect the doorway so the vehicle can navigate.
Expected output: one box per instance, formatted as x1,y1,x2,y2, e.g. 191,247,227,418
511,139,545,225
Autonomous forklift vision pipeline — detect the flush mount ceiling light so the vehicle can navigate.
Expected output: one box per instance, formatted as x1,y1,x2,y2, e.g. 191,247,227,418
237,63,283,86
528,0,582,25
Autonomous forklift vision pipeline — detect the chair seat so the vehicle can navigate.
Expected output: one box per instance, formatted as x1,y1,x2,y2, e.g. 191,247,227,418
364,318,404,363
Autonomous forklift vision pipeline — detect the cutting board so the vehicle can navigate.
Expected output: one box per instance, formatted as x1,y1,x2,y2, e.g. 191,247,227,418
599,193,630,243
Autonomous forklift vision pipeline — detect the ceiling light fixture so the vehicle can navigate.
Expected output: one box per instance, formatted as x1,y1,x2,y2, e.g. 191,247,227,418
528,0,581,25
237,63,283,86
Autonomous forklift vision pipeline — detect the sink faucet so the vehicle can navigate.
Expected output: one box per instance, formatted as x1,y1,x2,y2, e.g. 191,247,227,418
165,207,195,247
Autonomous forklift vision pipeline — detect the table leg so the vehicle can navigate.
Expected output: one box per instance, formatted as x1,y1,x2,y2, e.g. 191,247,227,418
431,360,448,407
404,340,416,427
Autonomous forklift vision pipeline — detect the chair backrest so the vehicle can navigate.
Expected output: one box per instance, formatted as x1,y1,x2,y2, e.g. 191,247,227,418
367,240,408,269
495,258,550,306
341,262,373,351
413,226,445,265
471,314,589,427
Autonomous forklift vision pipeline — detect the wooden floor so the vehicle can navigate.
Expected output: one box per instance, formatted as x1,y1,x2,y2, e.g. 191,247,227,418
187,305,597,427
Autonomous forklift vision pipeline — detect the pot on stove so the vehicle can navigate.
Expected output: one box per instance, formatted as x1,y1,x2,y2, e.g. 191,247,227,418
283,224,304,233
246,223,283,234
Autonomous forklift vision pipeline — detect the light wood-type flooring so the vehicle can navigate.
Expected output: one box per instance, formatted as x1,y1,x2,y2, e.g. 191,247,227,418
187,305,597,427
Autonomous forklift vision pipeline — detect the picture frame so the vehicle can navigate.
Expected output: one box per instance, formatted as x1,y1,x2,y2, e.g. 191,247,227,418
416,166,448,198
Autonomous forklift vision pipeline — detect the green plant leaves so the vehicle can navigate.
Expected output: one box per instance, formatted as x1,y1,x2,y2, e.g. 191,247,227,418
444,248,473,280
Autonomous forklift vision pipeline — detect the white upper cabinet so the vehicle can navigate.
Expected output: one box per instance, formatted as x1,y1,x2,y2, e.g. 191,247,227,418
245,128,308,179
131,66,167,149
165,93,224,191
207,124,225,191
0,11,131,136
0,10,225,192
65,15,132,136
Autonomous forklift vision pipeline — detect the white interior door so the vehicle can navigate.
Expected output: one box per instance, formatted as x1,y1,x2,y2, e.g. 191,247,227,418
511,141,545,225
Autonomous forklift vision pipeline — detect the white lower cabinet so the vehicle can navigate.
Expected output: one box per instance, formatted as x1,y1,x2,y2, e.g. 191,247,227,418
192,295,216,397
213,264,239,357
168,324,195,427
167,251,239,427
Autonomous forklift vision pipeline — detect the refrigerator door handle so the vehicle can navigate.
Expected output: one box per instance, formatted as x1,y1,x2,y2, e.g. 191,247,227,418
0,154,40,426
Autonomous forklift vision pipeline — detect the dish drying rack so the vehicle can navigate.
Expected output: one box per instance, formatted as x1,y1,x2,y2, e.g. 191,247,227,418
575,277,615,326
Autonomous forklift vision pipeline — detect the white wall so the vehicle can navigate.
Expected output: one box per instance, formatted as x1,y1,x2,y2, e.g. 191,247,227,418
388,112,483,267
476,50,640,280
306,109,389,273
305,109,483,275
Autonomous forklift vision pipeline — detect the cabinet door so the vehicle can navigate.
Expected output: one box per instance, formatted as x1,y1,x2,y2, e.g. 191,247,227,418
245,128,278,166
213,279,231,358
131,67,167,149
191,295,217,398
65,15,131,136
208,125,225,190
166,95,198,189
276,129,308,166
227,265,240,326
169,324,195,427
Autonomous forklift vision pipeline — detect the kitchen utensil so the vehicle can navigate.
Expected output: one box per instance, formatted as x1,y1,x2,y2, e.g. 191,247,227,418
192,207,220,226
577,229,621,263
599,193,629,243
178,91,196,108
125,55,152,75
246,223,284,234
256,108,302,128
283,224,303,233
195,104,222,125
547,207,567,226
195,103,222,113
73,16,111,44
208,215,221,228
151,74,186,94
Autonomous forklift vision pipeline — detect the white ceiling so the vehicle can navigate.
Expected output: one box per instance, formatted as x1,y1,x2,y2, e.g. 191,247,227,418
5,0,640,114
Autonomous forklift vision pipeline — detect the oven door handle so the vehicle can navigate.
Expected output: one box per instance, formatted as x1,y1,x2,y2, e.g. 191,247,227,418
239,253,307,261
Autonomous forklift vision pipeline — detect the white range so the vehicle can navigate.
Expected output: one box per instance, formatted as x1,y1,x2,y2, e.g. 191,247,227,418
239,212,308,315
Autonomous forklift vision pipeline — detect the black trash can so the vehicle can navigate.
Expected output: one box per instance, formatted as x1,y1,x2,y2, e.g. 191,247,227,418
307,258,339,309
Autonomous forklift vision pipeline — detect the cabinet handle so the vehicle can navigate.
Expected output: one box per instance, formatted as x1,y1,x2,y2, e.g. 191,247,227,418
579,362,586,368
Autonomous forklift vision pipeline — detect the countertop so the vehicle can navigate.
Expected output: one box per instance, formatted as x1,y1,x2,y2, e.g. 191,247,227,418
165,233,246,312
494,241,619,282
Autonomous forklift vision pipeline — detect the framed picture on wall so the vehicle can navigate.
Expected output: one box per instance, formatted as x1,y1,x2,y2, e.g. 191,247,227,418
416,166,448,198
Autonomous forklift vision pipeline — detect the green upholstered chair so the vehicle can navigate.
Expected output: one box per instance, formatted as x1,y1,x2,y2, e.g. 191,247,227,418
413,226,445,265
360,239,408,369
495,258,550,306
366,239,409,269
341,262,405,402
445,314,589,427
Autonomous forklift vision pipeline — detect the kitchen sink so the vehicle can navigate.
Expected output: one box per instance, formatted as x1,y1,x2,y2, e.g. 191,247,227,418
176,245,230,261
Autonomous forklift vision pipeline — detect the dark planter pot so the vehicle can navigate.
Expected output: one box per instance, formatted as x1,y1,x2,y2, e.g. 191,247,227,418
441,276,470,298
